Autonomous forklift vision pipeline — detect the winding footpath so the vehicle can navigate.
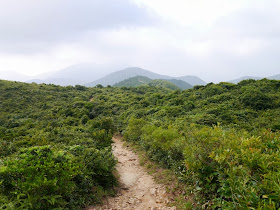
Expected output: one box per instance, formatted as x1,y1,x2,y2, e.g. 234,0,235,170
88,136,176,210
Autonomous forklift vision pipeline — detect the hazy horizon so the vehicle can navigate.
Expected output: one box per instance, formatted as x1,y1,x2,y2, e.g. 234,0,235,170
1,0,280,83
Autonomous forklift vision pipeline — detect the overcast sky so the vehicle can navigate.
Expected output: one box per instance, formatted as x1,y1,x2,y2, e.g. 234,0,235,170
0,0,279,82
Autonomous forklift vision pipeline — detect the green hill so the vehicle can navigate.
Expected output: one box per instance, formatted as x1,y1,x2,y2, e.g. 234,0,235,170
113,75,152,87
165,79,193,90
147,79,181,90
113,75,192,90
1,78,280,209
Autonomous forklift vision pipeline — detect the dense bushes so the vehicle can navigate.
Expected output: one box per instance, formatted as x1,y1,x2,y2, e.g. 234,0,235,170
0,80,117,209
239,88,273,110
211,130,280,209
121,79,280,208
124,120,280,209
1,146,81,209
1,78,280,209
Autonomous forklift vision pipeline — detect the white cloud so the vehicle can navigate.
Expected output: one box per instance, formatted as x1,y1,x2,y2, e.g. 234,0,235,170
134,0,251,27
0,53,64,76
0,0,280,82
0,44,104,76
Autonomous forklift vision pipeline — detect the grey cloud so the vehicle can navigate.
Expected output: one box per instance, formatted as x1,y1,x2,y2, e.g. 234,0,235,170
0,0,156,53
136,41,280,83
1,0,279,83
210,5,280,40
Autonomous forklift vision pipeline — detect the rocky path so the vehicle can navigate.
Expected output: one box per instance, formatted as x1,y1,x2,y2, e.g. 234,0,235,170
88,136,176,210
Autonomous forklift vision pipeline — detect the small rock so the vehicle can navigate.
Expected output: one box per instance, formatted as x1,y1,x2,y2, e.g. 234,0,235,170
150,188,157,195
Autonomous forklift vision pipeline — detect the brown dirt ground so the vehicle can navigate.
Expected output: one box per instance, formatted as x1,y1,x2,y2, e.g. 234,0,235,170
87,136,176,210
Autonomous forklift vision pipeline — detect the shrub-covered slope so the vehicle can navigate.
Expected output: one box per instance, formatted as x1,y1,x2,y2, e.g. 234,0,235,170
113,76,193,90
165,79,193,90
1,78,280,209
122,79,280,209
0,81,117,209
113,75,152,87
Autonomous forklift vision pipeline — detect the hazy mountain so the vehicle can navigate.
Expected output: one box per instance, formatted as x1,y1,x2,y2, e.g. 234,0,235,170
26,63,126,86
27,78,82,86
228,76,263,84
86,67,169,87
1,66,205,86
229,74,280,84
177,76,206,86
166,79,193,90
0,71,33,82
86,67,206,87
268,74,280,80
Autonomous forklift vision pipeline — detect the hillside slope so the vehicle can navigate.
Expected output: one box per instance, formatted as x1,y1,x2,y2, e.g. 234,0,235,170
113,76,193,90
85,67,206,87
113,75,152,87
177,75,206,86
166,79,192,90
147,79,181,90
1,78,280,209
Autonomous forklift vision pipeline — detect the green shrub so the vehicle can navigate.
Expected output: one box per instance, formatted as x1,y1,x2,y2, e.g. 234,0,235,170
211,130,280,209
195,114,218,126
123,117,145,142
1,76,280,209
0,146,79,209
0,145,116,209
239,88,273,110
141,126,184,169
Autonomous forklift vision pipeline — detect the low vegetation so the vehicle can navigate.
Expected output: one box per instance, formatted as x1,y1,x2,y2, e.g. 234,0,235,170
0,78,279,209
0,81,116,209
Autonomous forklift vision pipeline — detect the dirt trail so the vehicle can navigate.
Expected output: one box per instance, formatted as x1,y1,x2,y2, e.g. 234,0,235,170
88,136,176,210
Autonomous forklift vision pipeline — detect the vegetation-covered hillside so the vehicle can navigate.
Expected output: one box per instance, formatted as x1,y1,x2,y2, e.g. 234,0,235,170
85,67,206,87
147,79,181,90
114,76,192,90
0,78,280,209
165,79,192,90
113,75,152,87
0,81,118,209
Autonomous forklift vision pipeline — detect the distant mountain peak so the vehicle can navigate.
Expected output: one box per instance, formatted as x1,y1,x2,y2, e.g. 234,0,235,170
85,67,206,87
228,74,280,84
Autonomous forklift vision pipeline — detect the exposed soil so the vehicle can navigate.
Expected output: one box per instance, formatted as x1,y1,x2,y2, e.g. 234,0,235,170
87,136,176,210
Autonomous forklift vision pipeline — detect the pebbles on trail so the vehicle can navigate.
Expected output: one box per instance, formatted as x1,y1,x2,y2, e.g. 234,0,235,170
87,137,176,210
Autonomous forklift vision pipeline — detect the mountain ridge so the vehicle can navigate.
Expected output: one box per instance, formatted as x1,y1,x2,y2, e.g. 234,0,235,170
25,64,123,85
229,74,280,84
85,67,206,87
